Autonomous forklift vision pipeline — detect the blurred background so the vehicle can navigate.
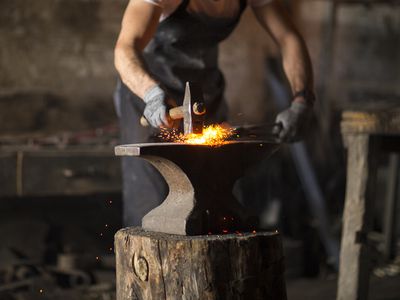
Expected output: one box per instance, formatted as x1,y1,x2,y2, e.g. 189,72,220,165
0,0,399,299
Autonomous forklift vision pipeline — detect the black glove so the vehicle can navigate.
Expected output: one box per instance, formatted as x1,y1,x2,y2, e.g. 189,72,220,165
273,101,313,142
143,85,171,128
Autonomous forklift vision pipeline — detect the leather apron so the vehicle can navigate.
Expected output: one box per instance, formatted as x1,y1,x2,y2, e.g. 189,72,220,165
115,0,247,226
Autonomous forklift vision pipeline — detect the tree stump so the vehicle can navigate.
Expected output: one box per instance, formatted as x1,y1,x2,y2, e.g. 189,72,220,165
115,227,286,300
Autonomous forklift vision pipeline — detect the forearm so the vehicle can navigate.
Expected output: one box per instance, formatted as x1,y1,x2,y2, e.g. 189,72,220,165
114,44,157,99
252,1,314,100
281,33,314,97
114,0,162,99
275,35,315,142
253,2,315,141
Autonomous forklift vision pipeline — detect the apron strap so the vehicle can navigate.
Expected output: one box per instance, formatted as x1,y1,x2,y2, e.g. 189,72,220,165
176,0,190,13
239,0,247,12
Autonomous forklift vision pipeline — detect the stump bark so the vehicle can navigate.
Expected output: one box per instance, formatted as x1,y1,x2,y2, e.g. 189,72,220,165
115,227,286,300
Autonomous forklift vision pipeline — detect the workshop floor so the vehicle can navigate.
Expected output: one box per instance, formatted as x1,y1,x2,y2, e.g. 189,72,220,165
287,275,400,300
1,195,399,300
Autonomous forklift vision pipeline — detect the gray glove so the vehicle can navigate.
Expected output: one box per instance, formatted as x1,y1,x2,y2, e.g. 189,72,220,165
273,101,312,142
143,85,170,128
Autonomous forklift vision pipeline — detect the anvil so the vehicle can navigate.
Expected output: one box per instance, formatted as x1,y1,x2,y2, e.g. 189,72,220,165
115,140,280,235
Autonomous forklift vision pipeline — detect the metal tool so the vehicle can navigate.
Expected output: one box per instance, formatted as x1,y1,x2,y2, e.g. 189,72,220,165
181,82,206,134
230,123,282,141
140,82,206,134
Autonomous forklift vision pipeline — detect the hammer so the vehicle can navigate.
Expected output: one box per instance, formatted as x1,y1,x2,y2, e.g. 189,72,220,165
140,82,206,135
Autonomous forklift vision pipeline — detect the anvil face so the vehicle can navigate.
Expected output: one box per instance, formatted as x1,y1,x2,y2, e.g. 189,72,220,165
115,141,280,235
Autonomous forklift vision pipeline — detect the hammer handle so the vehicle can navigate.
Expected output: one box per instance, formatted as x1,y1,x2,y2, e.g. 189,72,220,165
140,106,183,127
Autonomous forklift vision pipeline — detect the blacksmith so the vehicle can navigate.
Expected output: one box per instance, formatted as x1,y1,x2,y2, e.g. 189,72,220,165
114,0,315,226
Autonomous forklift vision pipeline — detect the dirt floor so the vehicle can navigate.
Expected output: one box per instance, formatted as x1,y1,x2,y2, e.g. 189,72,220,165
287,275,400,300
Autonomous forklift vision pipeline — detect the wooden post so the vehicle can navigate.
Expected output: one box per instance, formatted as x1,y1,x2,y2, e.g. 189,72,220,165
338,108,400,299
337,134,377,300
115,227,286,300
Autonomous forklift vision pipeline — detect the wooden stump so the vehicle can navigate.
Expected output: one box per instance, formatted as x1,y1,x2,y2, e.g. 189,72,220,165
115,227,286,300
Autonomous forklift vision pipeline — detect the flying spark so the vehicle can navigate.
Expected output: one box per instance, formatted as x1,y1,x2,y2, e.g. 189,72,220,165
159,124,234,146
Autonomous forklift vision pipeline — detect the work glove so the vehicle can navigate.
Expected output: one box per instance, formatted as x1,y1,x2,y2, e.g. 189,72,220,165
143,85,171,128
273,101,313,142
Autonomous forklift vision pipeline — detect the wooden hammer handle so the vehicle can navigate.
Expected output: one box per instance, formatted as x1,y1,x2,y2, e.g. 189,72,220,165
140,106,183,127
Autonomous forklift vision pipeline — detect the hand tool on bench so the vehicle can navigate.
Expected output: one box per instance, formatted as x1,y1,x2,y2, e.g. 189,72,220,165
140,82,206,135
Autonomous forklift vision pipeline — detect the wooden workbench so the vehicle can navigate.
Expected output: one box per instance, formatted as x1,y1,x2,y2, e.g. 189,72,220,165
0,146,121,197
338,106,400,300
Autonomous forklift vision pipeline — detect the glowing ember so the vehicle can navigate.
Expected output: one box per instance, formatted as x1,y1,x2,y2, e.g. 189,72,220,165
159,124,234,146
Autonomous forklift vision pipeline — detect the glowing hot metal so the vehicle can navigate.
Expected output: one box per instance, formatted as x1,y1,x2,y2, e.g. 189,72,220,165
159,124,234,146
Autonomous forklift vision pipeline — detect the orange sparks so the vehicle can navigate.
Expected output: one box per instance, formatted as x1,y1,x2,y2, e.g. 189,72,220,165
159,124,234,146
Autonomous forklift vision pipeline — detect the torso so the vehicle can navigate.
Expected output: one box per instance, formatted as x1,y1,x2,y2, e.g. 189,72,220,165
143,0,247,121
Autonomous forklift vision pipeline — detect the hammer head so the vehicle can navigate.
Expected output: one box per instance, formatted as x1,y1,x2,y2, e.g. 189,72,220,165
182,82,206,135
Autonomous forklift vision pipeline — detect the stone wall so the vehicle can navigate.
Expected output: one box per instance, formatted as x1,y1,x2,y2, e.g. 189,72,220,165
295,1,400,108
1,0,399,134
0,0,124,133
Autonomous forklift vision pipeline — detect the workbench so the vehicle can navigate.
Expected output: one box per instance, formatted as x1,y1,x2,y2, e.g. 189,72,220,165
0,126,121,197
338,106,400,300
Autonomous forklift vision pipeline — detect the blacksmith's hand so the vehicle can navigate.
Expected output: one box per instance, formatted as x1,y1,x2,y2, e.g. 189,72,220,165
273,94,314,142
143,85,172,128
